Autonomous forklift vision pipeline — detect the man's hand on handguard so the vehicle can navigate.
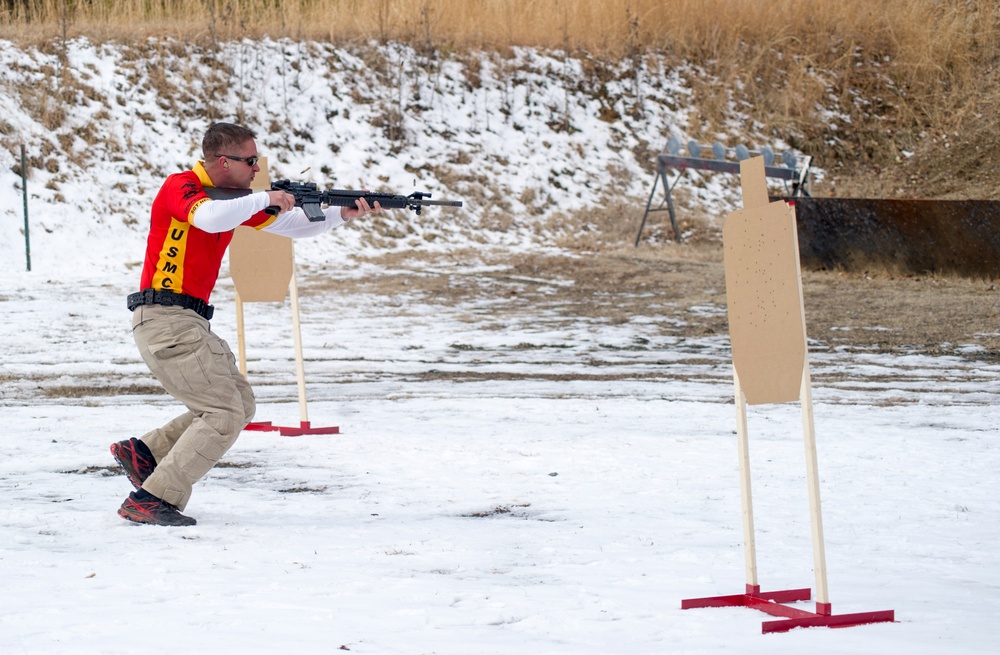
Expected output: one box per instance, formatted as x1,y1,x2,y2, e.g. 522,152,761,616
341,196,382,221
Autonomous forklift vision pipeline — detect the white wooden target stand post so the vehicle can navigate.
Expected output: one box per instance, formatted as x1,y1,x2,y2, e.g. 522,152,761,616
681,157,894,633
228,158,338,436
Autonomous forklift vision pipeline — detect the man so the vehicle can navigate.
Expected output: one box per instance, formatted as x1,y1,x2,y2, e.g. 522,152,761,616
111,122,380,526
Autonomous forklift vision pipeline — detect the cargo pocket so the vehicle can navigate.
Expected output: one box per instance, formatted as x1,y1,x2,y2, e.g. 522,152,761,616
208,336,237,367
149,327,203,360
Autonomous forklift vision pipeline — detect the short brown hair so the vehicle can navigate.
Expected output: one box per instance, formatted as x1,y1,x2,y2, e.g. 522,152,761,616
202,122,257,159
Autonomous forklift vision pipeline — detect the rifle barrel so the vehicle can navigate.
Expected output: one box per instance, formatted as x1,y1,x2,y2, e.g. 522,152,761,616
414,199,464,207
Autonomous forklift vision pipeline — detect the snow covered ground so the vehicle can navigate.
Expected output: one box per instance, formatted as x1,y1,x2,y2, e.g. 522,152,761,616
1,36,998,655
1,261,998,654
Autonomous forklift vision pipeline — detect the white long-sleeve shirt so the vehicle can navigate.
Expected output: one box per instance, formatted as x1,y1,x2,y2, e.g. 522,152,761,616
190,191,347,238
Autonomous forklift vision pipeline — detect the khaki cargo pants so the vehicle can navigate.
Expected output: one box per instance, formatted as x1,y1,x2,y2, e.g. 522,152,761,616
132,304,255,510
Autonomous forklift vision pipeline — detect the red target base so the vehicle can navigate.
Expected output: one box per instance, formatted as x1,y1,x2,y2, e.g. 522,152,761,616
245,421,340,437
682,585,894,634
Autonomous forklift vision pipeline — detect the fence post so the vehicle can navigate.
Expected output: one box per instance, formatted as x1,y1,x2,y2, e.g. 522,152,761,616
20,144,30,272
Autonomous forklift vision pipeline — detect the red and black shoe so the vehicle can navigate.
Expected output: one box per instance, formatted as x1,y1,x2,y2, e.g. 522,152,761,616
110,438,156,489
118,490,197,526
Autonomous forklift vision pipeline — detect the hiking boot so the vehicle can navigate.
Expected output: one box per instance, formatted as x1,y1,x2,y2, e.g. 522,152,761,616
118,490,196,527
110,438,156,489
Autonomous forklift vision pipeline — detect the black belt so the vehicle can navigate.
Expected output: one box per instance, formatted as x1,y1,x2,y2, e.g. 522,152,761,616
127,288,214,321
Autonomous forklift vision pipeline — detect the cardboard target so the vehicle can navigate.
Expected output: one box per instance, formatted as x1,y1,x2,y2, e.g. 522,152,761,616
722,158,806,405
228,157,294,302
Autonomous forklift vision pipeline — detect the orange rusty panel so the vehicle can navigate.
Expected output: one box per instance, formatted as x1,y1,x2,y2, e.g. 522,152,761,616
723,200,806,405
788,197,1000,278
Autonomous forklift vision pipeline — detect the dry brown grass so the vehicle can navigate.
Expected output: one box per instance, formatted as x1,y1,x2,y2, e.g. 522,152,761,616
3,1,994,60
8,2,996,68
4,0,997,179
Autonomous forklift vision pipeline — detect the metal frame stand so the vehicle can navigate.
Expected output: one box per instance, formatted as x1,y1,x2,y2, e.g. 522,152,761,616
635,143,813,246
683,584,894,634
635,166,683,245
244,420,339,437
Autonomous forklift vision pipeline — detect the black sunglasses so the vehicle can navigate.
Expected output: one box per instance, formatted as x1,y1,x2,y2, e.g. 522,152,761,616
218,154,259,167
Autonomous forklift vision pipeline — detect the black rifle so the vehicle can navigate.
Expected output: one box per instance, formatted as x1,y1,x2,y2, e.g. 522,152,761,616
203,179,463,221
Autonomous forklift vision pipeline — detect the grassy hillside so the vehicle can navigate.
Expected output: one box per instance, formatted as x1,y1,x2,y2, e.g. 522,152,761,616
2,0,999,200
